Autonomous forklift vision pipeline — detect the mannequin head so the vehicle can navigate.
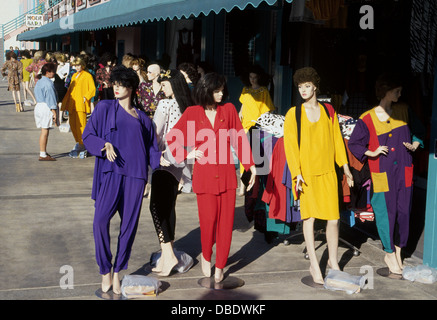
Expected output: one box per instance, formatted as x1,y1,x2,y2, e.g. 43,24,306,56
375,73,403,102
110,65,140,107
293,67,321,101
147,64,161,82
193,72,229,108
158,69,193,112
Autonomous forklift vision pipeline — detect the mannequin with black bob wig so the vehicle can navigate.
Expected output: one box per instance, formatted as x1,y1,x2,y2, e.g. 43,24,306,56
192,73,229,108
109,65,142,111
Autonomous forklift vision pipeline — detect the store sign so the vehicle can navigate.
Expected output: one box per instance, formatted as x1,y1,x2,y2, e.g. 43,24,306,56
25,14,44,28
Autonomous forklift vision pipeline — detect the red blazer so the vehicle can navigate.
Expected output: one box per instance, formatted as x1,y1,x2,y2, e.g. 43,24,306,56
166,103,254,195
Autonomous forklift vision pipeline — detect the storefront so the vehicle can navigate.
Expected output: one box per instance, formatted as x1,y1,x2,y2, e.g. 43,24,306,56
16,0,437,268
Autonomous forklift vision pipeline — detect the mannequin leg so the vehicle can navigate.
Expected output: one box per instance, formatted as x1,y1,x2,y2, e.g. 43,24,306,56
326,219,340,270
303,217,324,284
112,272,121,295
157,241,178,277
384,252,402,274
201,253,211,277
395,245,403,270
25,82,37,104
101,272,112,293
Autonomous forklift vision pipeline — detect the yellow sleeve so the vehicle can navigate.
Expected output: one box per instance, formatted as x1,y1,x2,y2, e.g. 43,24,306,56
84,73,97,101
333,112,348,168
259,88,275,114
283,107,301,199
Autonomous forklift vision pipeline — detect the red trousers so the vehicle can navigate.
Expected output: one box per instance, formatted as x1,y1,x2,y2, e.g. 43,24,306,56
196,189,236,269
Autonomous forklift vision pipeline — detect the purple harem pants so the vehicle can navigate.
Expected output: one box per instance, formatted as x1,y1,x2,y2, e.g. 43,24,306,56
93,171,146,275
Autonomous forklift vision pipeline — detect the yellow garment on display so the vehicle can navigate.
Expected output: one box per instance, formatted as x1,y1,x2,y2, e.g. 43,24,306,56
61,71,96,113
283,103,348,220
21,58,33,82
239,86,275,131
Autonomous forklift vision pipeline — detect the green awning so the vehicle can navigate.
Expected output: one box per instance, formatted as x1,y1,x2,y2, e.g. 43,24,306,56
17,0,292,41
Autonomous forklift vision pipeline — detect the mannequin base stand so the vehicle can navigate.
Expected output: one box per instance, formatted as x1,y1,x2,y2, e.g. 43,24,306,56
198,276,245,290
95,288,126,300
284,229,360,290
301,275,324,289
376,267,403,280
283,229,361,259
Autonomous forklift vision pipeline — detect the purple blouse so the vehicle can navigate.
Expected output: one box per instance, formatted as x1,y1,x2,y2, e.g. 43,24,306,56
83,100,161,200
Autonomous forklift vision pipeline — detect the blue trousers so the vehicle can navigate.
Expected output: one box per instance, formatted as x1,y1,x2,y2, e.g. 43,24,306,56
93,172,146,274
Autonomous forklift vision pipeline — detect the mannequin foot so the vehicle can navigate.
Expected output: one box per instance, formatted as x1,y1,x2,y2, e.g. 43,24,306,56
112,272,121,295
101,273,112,293
157,256,178,277
309,264,324,285
201,254,211,277
214,268,224,283
152,257,164,273
327,259,340,271
384,253,402,275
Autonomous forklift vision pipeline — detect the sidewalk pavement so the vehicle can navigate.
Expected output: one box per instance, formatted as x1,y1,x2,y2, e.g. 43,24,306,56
0,81,436,303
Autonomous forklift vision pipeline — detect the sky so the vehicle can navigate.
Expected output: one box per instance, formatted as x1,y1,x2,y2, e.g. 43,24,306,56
0,0,22,48
0,0,19,26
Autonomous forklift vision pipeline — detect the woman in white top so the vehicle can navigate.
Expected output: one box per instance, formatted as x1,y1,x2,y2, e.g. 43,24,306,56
150,69,193,276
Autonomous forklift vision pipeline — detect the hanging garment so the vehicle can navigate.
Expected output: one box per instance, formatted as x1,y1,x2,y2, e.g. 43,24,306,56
262,137,288,222
410,0,437,74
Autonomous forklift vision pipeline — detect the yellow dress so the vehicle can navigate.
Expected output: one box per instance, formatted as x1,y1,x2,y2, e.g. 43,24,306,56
21,58,33,82
283,103,348,220
239,86,275,131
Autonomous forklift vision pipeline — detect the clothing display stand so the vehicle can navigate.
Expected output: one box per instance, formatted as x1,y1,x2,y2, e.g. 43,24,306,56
95,288,126,300
198,276,245,290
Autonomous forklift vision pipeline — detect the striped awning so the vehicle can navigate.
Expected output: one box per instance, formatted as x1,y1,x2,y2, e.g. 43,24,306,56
17,0,293,41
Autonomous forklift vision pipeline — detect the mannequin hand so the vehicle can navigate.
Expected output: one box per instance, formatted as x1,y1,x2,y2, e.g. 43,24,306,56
160,151,170,167
187,147,203,160
246,165,257,191
367,145,388,157
101,142,117,162
296,175,305,192
403,141,420,152
343,164,354,188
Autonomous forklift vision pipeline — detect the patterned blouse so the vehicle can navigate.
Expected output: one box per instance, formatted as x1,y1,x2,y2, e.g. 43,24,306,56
137,81,165,116
1,60,23,91
95,66,112,89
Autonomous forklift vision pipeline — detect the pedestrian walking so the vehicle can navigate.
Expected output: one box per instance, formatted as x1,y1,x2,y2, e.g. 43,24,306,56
1,51,23,112
33,62,58,161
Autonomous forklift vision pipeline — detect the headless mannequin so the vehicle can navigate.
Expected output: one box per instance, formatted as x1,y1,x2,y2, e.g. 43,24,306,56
363,86,419,275
296,81,354,284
